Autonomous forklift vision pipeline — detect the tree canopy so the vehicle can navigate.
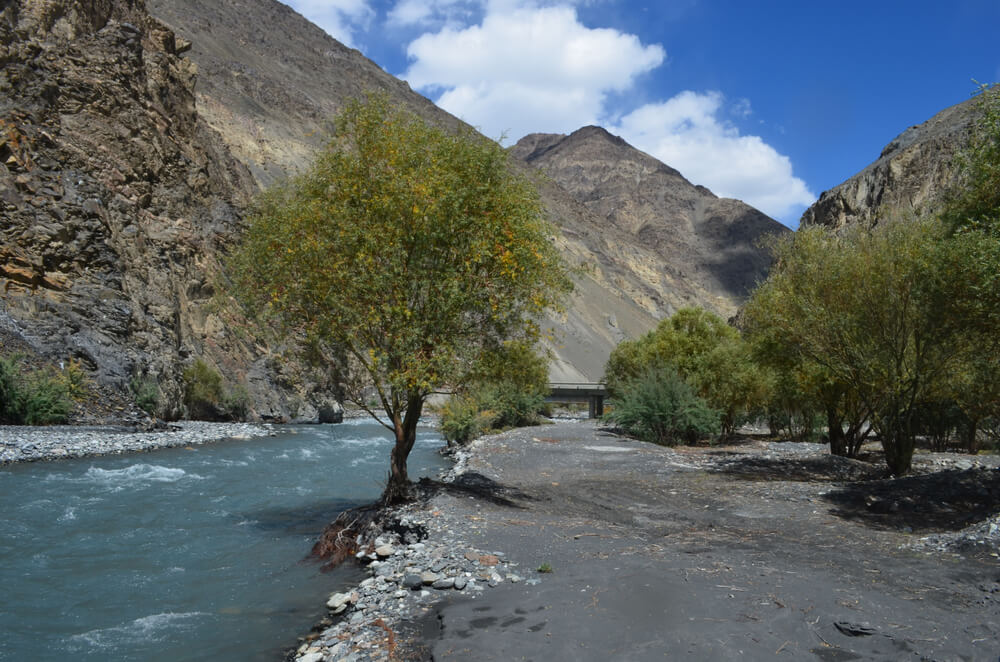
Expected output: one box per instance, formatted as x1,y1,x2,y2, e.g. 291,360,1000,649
227,95,571,502
604,307,767,438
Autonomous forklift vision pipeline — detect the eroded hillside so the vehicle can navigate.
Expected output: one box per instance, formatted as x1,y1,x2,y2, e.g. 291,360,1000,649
0,0,338,420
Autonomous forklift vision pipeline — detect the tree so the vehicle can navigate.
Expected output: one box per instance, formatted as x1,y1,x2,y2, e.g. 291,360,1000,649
605,307,768,438
227,95,571,503
742,219,970,475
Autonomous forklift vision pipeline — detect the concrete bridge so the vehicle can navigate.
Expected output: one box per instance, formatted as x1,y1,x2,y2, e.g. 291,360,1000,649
546,383,607,418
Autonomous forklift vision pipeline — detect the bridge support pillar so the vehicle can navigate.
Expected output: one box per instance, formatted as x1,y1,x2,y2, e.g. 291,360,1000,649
589,395,604,419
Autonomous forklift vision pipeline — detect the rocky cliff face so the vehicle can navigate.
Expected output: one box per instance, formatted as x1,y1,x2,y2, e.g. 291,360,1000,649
0,0,337,421
801,97,978,229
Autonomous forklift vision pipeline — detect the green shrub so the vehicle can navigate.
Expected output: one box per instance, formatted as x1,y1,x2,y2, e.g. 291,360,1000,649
222,385,251,421
57,357,91,402
183,359,224,420
0,355,72,425
22,373,72,424
604,365,720,446
130,375,160,415
476,383,546,430
182,359,253,421
0,355,23,423
604,308,768,438
439,394,486,445
439,341,551,445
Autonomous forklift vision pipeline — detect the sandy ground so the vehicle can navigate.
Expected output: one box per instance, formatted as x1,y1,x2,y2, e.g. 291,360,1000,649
395,421,999,661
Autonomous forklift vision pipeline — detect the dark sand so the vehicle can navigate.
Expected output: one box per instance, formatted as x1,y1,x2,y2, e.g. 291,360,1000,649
400,421,999,661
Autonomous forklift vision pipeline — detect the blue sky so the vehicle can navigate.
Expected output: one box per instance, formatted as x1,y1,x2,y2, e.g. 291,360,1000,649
281,0,1000,227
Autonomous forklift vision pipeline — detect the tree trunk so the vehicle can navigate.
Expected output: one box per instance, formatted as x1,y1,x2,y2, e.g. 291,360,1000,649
827,406,847,457
880,413,915,476
381,394,424,505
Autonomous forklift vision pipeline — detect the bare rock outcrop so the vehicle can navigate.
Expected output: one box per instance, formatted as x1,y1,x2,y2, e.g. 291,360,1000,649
0,0,337,421
800,97,979,229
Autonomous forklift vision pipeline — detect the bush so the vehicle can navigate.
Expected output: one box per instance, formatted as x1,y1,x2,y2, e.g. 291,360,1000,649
22,374,73,425
130,375,160,415
439,341,551,445
0,355,72,425
182,359,250,421
222,385,251,421
183,359,224,420
604,365,720,446
56,357,91,402
604,308,768,438
476,383,547,429
439,394,486,445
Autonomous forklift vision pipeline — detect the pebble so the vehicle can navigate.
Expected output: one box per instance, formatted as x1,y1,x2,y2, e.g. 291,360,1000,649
0,421,272,464
292,467,526,661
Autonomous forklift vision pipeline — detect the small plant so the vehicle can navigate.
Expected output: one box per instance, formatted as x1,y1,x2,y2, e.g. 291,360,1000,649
0,354,72,425
182,359,253,421
183,359,225,420
57,357,91,401
537,562,553,574
439,394,485,446
129,374,160,415
604,365,720,446
222,384,251,421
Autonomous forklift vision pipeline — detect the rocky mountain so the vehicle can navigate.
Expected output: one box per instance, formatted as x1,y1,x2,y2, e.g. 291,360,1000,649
0,0,338,421
512,127,787,311
801,96,979,229
0,0,788,421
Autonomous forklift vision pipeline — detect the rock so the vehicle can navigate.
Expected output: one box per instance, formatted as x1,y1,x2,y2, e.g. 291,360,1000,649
453,576,468,590
298,653,324,662
834,621,877,637
374,544,395,559
432,577,455,590
318,405,343,424
420,571,440,585
402,574,422,590
478,554,500,566
326,592,351,612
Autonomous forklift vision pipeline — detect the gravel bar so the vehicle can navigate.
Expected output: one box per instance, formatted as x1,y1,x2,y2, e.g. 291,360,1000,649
0,421,274,464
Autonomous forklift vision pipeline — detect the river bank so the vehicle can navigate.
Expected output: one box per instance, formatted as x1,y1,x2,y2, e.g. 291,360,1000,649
296,420,1000,661
0,421,273,464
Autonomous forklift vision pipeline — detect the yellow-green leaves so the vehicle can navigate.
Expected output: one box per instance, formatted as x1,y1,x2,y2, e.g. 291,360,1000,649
226,93,571,423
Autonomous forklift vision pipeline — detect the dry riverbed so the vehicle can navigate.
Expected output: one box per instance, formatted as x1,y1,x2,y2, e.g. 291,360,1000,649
295,420,1000,661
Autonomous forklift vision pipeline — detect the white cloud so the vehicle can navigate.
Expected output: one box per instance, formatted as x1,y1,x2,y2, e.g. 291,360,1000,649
401,5,664,139
612,91,815,221
283,0,374,47
387,0,475,27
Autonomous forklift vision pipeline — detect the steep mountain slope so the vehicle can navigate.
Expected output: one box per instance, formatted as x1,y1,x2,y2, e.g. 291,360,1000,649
0,0,337,420
147,0,460,187
512,127,788,311
801,96,979,228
